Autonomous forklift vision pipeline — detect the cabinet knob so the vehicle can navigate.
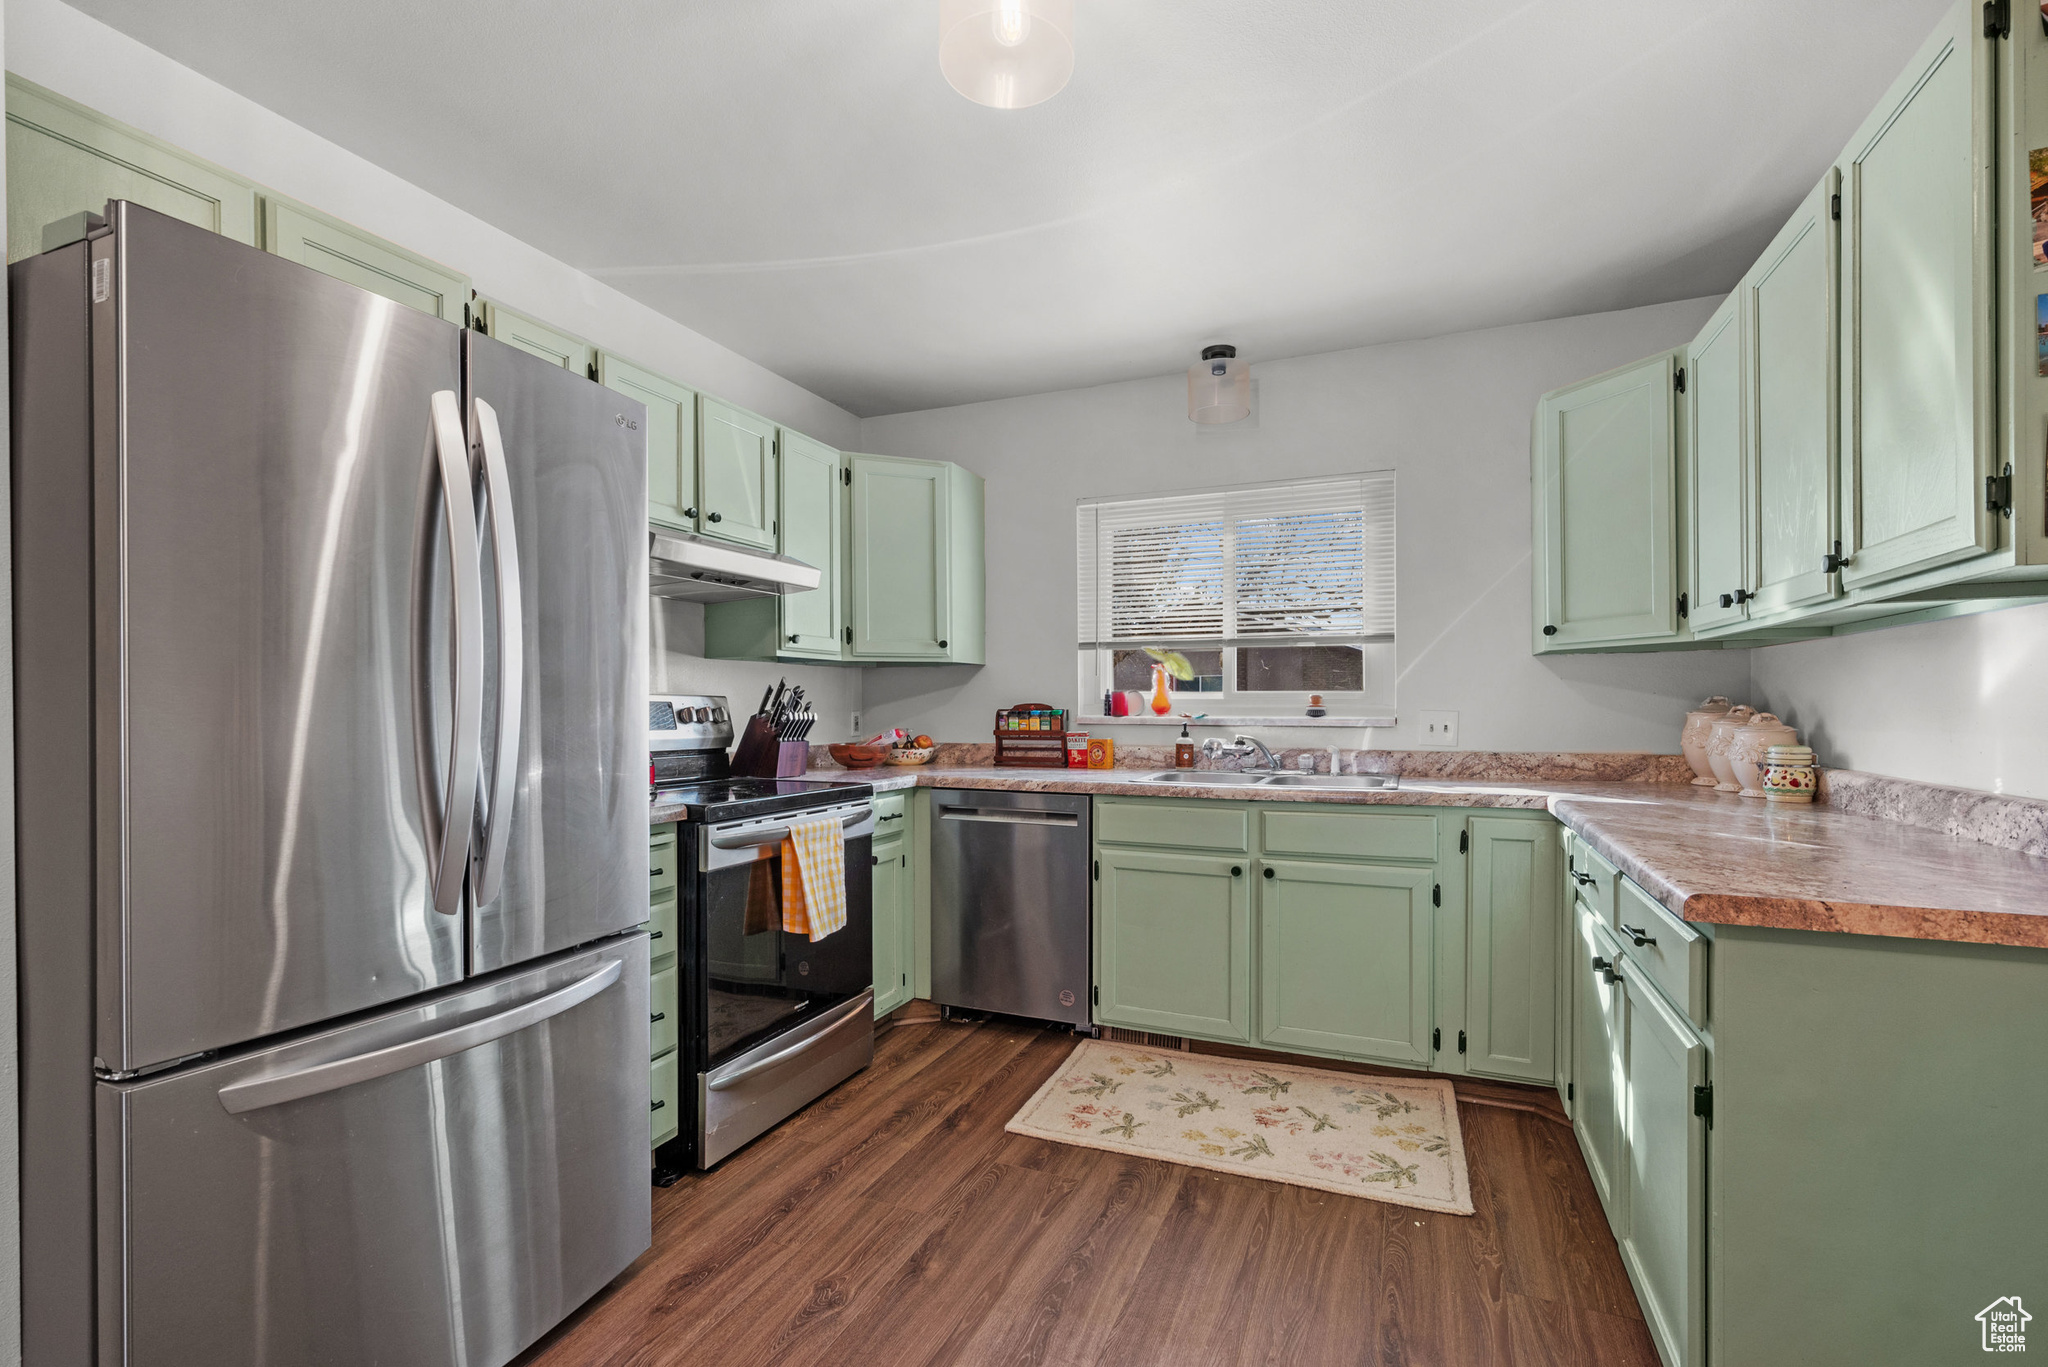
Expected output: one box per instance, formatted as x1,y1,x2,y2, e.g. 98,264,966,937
1262,866,1275,880
1621,923,1657,948
1542,624,1558,636
707,511,723,523
650,1011,665,1023
1231,865,1243,877
683,507,697,520
1733,588,1751,605
1591,956,1611,973
1718,593,1733,609
938,639,948,649
1572,869,1596,888
788,633,800,643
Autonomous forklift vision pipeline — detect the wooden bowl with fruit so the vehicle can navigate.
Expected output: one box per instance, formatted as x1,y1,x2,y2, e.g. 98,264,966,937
887,734,938,766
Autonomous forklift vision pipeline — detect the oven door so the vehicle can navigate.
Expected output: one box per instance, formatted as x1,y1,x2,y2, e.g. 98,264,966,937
694,800,876,1071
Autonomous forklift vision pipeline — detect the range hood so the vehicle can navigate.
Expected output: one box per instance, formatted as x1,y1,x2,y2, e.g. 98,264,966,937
648,529,823,602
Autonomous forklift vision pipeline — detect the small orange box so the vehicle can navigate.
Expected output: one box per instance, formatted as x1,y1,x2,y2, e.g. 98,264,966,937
1087,738,1116,769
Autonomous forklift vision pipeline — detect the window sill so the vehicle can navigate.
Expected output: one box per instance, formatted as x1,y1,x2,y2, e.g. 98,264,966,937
1076,714,1396,729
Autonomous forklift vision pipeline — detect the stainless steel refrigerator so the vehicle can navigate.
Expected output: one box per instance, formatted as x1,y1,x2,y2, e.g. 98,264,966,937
15,202,652,1366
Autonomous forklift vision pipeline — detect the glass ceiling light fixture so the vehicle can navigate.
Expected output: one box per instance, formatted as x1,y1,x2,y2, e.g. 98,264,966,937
939,0,1076,110
1188,345,1251,424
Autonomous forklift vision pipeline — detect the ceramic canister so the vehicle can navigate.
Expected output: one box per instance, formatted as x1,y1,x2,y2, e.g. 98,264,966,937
1680,696,1735,787
1762,744,1818,803
1704,705,1758,791
1729,713,1798,797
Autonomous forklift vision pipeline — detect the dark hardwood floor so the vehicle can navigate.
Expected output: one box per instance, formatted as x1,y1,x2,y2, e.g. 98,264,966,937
515,1018,1657,1367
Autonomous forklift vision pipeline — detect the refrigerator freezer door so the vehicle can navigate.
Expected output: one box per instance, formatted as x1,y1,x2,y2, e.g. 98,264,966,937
465,332,648,973
99,937,651,1367
99,205,470,1071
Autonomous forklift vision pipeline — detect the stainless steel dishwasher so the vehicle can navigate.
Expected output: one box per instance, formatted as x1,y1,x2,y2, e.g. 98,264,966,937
930,788,1093,1028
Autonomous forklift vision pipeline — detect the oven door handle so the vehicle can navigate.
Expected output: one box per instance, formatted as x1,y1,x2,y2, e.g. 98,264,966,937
705,993,874,1091
708,806,875,849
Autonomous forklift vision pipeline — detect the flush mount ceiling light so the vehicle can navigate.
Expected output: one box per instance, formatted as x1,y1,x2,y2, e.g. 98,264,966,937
1188,345,1251,424
939,0,1076,109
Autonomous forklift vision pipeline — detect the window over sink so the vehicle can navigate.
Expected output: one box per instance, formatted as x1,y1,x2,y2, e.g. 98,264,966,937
1076,473,1395,717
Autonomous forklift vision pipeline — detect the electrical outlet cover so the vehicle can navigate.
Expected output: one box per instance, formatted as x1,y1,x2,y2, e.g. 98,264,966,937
1418,711,1458,749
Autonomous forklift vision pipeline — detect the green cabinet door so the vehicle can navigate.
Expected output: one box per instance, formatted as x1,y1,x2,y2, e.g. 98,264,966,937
697,397,779,552
1533,352,1681,650
847,454,951,660
1617,968,1707,1367
598,355,697,531
1571,903,1627,1221
1747,171,1841,620
777,432,845,658
261,197,468,322
1095,846,1251,1042
1256,857,1433,1066
1837,2,1997,589
1465,816,1561,1084
871,829,912,1017
6,75,257,263
1687,297,1750,635
481,300,597,375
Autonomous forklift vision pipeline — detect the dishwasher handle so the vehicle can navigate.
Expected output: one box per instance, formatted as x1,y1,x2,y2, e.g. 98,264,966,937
937,806,1081,827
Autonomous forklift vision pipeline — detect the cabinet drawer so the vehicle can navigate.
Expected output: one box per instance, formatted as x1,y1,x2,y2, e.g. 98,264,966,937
874,790,909,832
650,1049,679,1148
647,891,678,967
650,825,679,903
1617,877,1704,1024
1568,838,1619,924
650,963,679,1057
1096,798,1250,853
1260,808,1437,862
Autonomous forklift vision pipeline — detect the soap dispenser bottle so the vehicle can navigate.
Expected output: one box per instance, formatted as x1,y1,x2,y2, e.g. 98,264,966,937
1176,722,1195,769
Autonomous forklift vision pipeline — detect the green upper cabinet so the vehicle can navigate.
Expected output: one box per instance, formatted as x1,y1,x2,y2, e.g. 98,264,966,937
1746,170,1841,620
1464,816,1561,1085
1255,857,1433,1066
697,397,779,552
481,300,597,375
776,432,844,658
1837,1,1998,590
1094,844,1252,1043
1532,352,1684,651
1687,296,1750,636
598,354,697,531
260,197,468,322
846,454,986,664
6,75,257,263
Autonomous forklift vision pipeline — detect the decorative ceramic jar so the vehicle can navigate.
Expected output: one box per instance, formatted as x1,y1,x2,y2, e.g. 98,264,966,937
1704,705,1758,792
1728,713,1798,797
1762,744,1818,803
1680,696,1735,786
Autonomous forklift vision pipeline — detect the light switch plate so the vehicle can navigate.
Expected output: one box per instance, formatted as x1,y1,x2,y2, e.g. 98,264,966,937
850,712,862,737
1418,711,1459,748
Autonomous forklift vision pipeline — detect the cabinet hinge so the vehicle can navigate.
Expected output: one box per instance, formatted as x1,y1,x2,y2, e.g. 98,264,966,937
1432,1027,1441,1052
1694,1082,1714,1126
844,626,853,645
772,520,778,535
1458,1030,1467,1054
1092,984,1099,1005
1676,591,1688,620
1829,192,1841,221
1673,366,1686,394
1987,463,2013,518
1093,859,1100,881
1458,830,1468,854
1567,1081,1575,1101
842,467,851,486
1432,883,1441,907
902,972,907,985
586,360,599,381
1985,0,2011,39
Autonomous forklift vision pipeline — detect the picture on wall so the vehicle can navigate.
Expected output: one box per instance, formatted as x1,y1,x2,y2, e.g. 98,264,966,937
2033,146,2048,266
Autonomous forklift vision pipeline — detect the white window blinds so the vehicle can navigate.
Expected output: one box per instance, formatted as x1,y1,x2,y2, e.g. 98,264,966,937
1076,473,1395,649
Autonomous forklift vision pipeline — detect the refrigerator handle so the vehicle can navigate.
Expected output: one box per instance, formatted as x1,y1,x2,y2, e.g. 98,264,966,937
414,389,485,917
215,957,624,1114
469,397,524,907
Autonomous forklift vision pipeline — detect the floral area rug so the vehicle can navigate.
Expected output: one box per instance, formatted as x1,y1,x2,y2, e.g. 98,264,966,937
1005,1040,1473,1215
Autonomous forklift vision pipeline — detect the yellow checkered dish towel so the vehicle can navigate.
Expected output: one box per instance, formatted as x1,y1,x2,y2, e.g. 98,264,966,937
780,814,846,942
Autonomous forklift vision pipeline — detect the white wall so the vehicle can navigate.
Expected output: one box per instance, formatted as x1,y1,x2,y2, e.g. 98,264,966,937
1753,602,2048,799
858,297,1755,752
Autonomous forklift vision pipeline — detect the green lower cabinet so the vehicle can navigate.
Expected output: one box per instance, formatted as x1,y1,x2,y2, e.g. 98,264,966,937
1095,845,1252,1042
1465,816,1561,1083
1255,857,1432,1066
1616,965,1707,1367
871,824,913,1017
1571,902,1627,1219
650,1049,680,1148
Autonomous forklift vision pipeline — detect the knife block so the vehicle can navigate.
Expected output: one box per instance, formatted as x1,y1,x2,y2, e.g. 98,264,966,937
731,717,809,779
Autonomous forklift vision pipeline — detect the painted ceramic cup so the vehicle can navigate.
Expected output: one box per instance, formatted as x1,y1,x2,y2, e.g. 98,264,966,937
1681,696,1735,787
1704,706,1758,792
1729,713,1798,797
1762,744,1818,803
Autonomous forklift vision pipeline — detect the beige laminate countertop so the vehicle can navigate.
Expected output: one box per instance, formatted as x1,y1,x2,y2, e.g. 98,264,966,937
650,766,2048,950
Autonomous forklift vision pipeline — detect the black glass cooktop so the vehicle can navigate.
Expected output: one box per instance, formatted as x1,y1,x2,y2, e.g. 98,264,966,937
649,776,874,825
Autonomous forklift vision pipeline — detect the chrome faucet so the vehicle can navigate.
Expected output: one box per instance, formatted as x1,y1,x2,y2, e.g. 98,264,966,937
1204,733,1279,772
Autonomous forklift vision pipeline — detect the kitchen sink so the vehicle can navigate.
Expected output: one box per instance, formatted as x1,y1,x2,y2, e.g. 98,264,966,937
1134,771,1398,790
1256,773,1400,790
1135,770,1271,786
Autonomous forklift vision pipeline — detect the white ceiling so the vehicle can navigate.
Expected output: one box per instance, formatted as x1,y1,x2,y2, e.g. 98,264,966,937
71,0,1952,416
